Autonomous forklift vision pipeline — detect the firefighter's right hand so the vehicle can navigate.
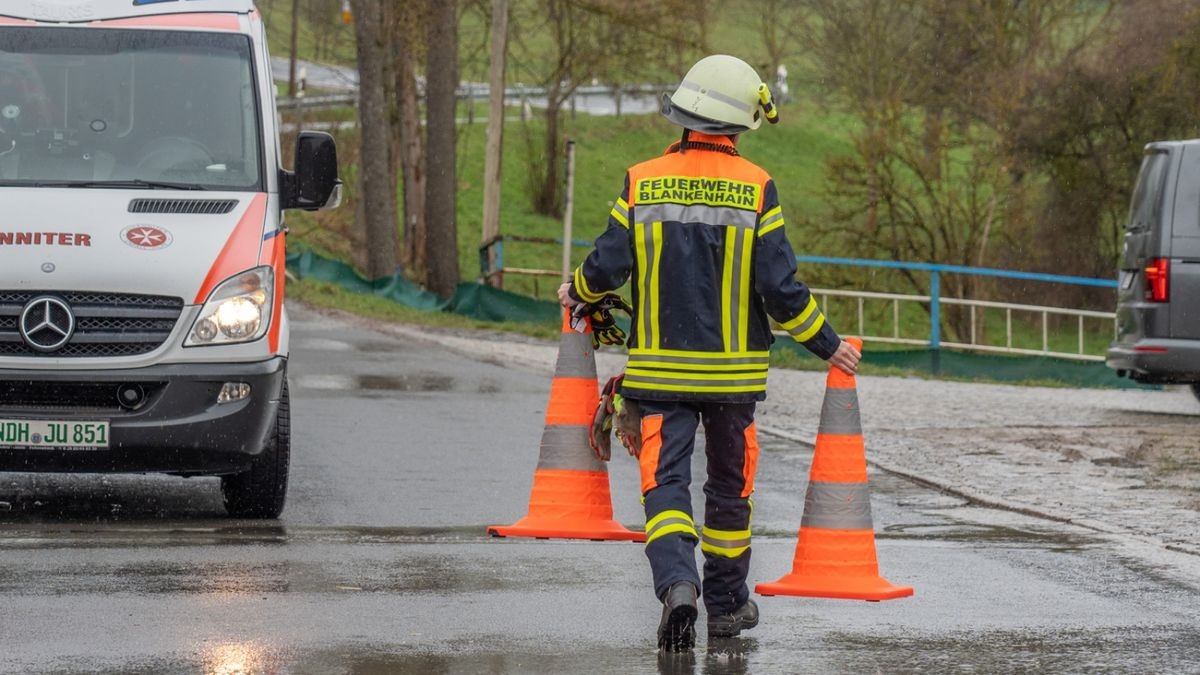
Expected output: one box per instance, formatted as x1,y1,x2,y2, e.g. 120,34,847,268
828,340,861,375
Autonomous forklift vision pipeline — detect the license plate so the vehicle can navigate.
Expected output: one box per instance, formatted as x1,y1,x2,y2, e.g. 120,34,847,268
0,419,109,450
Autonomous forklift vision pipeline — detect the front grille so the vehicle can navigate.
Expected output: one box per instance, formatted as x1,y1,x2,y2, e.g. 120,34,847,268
0,380,163,412
0,291,184,358
129,198,239,215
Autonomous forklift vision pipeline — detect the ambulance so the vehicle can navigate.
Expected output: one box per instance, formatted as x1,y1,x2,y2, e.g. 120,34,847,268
0,0,340,517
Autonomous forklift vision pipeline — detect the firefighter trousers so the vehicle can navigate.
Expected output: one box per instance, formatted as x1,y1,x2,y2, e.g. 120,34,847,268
634,398,759,616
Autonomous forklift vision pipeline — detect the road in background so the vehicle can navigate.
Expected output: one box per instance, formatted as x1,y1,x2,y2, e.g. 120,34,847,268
1,306,1198,673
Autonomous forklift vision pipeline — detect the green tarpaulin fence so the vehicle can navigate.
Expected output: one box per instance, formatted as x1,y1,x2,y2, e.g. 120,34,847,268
286,249,1148,390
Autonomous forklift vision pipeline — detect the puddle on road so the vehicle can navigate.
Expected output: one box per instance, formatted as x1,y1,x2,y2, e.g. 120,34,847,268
296,373,455,394
74,624,1200,675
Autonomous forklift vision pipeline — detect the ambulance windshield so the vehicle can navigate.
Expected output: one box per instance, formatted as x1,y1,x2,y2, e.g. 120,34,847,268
0,27,262,191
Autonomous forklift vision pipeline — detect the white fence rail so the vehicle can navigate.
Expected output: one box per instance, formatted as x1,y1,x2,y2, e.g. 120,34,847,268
773,288,1117,362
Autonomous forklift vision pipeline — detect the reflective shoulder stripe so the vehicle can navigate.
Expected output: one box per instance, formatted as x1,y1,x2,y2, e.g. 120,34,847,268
573,267,604,303
758,205,784,236
610,203,629,228
818,387,862,435
637,203,756,230
801,481,873,530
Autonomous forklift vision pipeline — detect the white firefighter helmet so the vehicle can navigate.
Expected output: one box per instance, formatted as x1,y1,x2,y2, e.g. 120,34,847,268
661,55,772,135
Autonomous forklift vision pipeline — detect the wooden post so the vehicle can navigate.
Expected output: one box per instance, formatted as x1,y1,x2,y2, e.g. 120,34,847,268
561,140,576,282
287,0,300,97
481,0,508,285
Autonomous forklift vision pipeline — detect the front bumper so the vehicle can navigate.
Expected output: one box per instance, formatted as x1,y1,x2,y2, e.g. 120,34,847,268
1106,339,1200,384
0,358,285,475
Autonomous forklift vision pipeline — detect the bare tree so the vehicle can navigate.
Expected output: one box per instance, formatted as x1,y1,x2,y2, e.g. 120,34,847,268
349,0,399,279
424,0,460,297
510,0,698,217
387,1,428,278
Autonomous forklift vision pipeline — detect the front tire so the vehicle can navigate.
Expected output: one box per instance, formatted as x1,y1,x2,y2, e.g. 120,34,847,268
221,377,290,518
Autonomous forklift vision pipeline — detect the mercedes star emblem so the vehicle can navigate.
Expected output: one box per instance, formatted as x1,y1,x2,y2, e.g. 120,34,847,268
19,296,75,352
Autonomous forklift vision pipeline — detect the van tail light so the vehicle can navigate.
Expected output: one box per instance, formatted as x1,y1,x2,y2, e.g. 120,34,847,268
1145,258,1169,302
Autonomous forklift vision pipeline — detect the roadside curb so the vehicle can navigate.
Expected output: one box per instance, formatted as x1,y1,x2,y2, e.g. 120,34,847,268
756,424,1200,562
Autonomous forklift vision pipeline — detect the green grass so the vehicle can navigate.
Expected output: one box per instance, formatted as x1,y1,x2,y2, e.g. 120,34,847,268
289,278,561,340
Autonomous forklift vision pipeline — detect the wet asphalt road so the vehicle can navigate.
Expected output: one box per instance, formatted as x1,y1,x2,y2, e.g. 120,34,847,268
2,306,1200,673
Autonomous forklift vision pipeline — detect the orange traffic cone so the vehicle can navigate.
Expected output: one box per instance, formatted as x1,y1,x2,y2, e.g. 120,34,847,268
488,309,645,542
756,338,912,601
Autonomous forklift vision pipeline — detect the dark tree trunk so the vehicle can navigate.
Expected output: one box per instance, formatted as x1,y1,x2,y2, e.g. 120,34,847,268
350,0,399,280
535,95,563,217
424,0,460,298
397,54,427,276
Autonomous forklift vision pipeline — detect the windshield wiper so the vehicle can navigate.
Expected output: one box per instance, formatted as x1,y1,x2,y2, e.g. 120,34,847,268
27,179,207,191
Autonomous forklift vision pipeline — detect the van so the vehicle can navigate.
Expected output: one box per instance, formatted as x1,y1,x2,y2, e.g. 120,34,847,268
1107,140,1200,400
0,0,340,517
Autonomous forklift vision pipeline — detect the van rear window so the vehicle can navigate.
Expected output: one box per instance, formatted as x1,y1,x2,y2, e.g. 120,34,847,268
1128,151,1170,231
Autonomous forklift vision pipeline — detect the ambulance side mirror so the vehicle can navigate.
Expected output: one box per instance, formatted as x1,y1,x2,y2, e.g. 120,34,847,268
282,131,342,211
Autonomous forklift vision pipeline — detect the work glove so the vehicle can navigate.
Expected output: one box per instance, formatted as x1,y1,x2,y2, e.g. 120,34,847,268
590,374,643,461
572,294,633,350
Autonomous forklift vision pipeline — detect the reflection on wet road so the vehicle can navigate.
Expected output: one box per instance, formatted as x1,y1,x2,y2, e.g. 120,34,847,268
1,306,1199,673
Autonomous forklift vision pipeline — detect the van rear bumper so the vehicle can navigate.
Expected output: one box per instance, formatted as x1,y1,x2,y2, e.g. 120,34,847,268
0,358,285,475
1106,340,1200,383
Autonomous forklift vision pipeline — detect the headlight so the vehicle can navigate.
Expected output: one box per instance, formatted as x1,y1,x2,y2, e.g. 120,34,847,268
186,266,274,347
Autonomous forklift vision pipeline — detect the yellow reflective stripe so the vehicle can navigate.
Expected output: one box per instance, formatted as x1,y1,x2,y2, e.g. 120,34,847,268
781,296,819,331
629,348,770,359
721,226,736,352
610,206,629,228
701,526,750,541
648,221,663,350
648,523,699,544
626,360,768,373
701,541,750,558
634,224,650,348
622,380,768,394
617,197,629,210
761,205,781,222
646,509,693,531
757,217,785,238
645,509,697,544
737,227,753,349
794,312,826,342
573,267,604,303
700,526,751,558
626,368,768,382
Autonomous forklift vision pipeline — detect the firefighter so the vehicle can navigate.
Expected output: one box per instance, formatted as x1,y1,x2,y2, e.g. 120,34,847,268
558,54,861,651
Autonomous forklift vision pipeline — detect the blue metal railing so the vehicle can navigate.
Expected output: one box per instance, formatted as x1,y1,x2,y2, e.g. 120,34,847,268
480,236,1119,350
794,256,1118,350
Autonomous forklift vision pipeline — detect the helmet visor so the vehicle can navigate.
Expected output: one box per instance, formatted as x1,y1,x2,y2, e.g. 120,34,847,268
660,94,750,136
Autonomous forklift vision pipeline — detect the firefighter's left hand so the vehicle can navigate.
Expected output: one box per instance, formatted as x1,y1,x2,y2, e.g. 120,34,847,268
828,339,862,375
557,282,581,309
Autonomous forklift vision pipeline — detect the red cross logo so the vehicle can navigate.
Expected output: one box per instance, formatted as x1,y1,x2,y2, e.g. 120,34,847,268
122,226,172,250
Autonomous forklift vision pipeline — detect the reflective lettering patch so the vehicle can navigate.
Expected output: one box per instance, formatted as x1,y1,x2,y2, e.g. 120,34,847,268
636,176,759,210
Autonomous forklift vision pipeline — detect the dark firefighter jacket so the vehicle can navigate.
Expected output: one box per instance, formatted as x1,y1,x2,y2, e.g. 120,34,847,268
568,133,842,403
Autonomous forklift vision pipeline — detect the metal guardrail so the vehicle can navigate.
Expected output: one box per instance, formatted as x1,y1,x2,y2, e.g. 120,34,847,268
794,256,1118,360
280,83,668,113
480,239,1119,360
790,288,1116,362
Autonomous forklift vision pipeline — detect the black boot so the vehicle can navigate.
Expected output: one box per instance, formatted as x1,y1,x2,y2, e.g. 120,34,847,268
657,581,698,651
707,598,759,638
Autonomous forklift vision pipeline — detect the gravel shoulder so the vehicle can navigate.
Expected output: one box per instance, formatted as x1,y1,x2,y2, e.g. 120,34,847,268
298,304,1200,574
